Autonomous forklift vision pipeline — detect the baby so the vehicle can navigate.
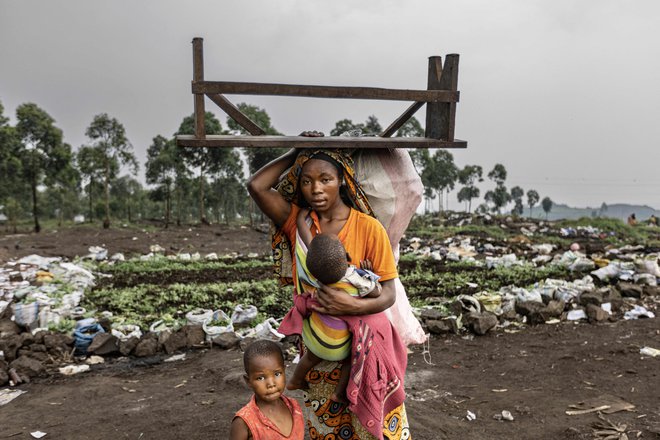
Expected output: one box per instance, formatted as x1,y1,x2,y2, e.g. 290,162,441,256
287,210,381,402
230,339,305,440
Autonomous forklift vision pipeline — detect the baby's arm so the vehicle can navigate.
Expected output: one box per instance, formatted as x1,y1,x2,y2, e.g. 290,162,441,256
296,208,313,247
359,259,382,298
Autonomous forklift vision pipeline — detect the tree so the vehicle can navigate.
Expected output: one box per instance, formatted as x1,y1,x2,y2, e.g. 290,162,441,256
485,164,510,214
110,175,143,222
541,196,554,219
431,150,458,211
363,115,382,135
395,117,424,137
0,101,24,205
76,145,107,223
510,186,524,216
330,118,364,136
45,152,80,226
177,112,242,224
457,165,483,213
484,185,511,214
84,113,138,229
526,189,540,218
487,163,507,185
15,103,71,232
145,135,187,227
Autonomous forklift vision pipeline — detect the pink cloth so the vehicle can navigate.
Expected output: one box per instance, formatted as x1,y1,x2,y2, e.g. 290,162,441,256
279,293,407,439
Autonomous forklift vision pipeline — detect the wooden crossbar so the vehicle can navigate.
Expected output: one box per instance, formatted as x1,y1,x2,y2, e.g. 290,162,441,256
177,37,466,149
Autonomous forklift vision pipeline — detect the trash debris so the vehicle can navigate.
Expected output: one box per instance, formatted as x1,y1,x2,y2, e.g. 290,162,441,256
640,346,660,357
30,431,47,439
230,304,258,327
164,353,187,363
566,394,635,415
0,389,27,406
466,410,477,421
592,413,630,439
623,305,655,320
59,364,91,375
567,309,587,321
493,410,514,421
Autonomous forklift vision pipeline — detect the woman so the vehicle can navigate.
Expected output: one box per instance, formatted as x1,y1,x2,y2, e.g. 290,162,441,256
248,145,411,439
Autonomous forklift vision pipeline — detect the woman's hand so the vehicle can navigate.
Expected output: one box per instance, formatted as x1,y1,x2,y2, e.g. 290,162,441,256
299,130,325,137
313,279,396,316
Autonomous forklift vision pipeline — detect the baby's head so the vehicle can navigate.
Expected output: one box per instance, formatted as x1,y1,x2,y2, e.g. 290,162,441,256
306,233,348,285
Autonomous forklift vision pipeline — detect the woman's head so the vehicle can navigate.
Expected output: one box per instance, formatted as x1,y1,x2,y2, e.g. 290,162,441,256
298,155,346,213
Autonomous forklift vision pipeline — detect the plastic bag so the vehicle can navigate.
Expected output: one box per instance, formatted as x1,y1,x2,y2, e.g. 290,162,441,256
73,322,105,354
203,310,234,340
12,302,40,327
185,308,213,325
230,304,258,327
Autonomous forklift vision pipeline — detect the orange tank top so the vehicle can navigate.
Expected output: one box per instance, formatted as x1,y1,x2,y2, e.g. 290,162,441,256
234,394,305,439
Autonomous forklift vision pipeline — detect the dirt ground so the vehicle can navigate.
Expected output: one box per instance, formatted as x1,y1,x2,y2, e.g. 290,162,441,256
1,225,659,439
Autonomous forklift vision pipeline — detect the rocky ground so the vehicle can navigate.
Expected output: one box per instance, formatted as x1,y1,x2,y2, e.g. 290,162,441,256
1,221,659,439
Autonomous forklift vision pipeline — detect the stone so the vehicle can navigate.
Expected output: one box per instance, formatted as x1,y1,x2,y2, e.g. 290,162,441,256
163,331,187,354
32,330,47,345
183,324,206,346
157,329,172,348
579,291,603,307
119,336,140,356
617,282,643,299
466,312,498,335
426,319,454,335
10,355,46,378
17,349,48,362
20,332,36,347
0,360,8,386
88,333,120,355
239,337,256,352
515,301,544,317
223,370,246,386
212,332,241,349
134,338,159,357
643,285,659,297
0,335,22,362
586,304,609,322
29,343,47,352
420,309,445,322
0,319,21,337
602,287,623,311
538,300,566,321
43,333,73,352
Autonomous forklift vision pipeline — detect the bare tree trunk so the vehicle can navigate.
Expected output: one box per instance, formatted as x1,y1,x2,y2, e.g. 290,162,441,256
165,185,170,228
31,177,40,233
103,162,110,229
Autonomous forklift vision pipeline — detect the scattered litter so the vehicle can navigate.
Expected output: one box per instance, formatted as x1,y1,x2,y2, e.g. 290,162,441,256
493,410,514,421
164,353,187,363
59,364,90,375
592,413,630,439
640,347,660,357
466,410,476,421
567,309,587,321
0,389,27,406
30,431,47,439
492,389,508,393
86,356,105,365
624,305,655,320
567,394,635,415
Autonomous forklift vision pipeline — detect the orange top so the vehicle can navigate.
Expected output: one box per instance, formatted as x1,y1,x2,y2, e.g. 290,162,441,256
234,394,305,440
282,204,398,289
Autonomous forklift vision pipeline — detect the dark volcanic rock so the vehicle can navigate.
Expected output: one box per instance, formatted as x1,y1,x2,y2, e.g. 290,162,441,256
0,335,22,362
10,355,46,378
0,319,21,337
163,331,187,354
119,336,140,356
466,312,498,335
88,333,120,355
586,304,609,322
134,338,159,357
212,332,241,349
617,282,643,299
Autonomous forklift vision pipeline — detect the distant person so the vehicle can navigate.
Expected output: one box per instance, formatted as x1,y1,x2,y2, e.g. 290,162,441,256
649,214,658,227
286,227,381,403
627,213,637,226
230,340,305,440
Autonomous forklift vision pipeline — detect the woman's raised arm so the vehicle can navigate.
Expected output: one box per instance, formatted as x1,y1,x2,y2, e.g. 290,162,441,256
246,148,298,227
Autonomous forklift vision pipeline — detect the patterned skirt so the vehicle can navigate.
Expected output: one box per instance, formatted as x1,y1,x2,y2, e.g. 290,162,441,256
302,360,411,439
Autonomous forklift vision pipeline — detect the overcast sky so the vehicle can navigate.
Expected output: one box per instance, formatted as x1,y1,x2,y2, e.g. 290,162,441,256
1,0,659,211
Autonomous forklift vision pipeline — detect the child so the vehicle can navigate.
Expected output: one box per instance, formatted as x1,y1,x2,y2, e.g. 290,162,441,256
287,209,381,402
230,340,305,440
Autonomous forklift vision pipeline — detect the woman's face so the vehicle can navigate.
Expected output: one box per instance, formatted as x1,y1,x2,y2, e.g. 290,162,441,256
299,158,342,213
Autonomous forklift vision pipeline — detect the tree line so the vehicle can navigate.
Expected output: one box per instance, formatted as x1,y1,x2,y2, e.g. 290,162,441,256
0,99,555,232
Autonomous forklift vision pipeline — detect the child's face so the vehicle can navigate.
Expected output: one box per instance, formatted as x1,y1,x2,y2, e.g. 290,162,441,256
244,354,286,403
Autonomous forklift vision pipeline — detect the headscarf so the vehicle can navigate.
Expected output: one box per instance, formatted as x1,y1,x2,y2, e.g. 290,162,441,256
271,149,374,285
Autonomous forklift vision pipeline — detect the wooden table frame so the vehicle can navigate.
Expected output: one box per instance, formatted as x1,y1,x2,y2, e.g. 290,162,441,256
176,38,467,149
